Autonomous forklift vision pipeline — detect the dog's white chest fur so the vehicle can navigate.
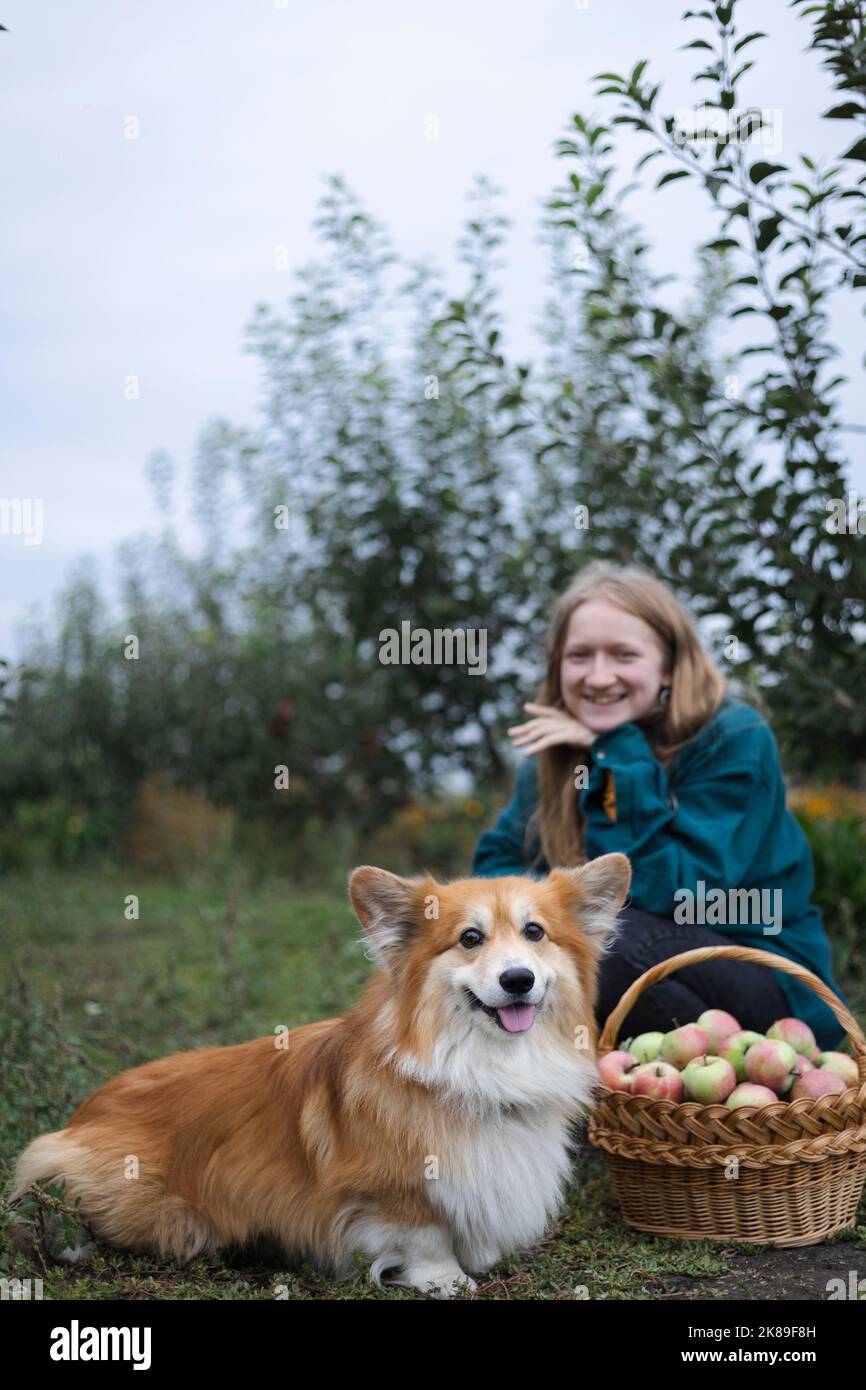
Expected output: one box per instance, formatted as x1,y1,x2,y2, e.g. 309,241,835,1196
429,1106,574,1272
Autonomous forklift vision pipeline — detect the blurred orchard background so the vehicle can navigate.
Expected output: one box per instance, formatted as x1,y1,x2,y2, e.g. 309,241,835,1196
1,0,864,892
1,0,866,1296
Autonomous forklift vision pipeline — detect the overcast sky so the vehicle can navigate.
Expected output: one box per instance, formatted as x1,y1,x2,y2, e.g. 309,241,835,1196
2,0,863,660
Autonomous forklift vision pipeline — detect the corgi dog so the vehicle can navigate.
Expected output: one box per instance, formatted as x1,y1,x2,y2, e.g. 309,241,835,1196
10,853,631,1298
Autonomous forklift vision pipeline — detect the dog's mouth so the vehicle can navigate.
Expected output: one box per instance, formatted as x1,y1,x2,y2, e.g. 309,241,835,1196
465,989,539,1033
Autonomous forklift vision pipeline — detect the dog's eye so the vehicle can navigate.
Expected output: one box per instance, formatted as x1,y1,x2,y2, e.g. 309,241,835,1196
523,922,545,942
459,928,484,949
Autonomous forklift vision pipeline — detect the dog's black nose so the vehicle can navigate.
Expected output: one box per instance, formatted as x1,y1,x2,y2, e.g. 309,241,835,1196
499,967,535,995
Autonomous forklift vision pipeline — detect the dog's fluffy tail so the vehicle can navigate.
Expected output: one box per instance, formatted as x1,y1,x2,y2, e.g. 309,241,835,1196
9,1127,217,1261
10,1129,82,1202
6,1129,99,1261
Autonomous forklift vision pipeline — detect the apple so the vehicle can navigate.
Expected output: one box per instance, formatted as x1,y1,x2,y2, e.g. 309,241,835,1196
726,1083,780,1110
696,1009,742,1053
793,1054,815,1078
622,1031,665,1064
660,1024,710,1070
767,1018,819,1061
682,1055,738,1104
629,1061,684,1102
720,1030,765,1083
597,1050,639,1092
744,1039,799,1094
790,1069,846,1101
814,1052,859,1088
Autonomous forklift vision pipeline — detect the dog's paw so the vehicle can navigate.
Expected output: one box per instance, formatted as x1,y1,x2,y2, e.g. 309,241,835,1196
417,1269,478,1299
370,1255,477,1298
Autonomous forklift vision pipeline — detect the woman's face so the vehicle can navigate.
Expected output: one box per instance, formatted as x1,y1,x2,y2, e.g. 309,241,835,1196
559,597,673,736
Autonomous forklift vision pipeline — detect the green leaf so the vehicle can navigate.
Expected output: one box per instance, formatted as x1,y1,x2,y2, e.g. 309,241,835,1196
842,138,866,162
755,214,783,252
733,31,766,53
655,169,691,188
750,161,787,184
823,102,866,120
751,484,777,516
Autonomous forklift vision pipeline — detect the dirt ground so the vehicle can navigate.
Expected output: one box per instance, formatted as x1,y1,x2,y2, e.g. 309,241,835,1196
649,1237,864,1300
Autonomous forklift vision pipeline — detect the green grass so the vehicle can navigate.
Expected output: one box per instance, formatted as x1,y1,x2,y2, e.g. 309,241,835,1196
2,865,864,1300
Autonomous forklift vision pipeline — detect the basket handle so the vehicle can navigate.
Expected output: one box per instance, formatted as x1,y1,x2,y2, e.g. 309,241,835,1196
597,943,866,1077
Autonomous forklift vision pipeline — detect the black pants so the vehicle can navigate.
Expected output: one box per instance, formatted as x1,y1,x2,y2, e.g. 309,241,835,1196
594,904,789,1043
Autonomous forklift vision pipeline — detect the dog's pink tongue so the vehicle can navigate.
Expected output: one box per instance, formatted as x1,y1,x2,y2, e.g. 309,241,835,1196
497,1003,536,1033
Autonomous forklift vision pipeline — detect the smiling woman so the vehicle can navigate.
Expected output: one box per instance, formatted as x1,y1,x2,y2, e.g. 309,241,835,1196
560,597,673,734
471,560,850,1054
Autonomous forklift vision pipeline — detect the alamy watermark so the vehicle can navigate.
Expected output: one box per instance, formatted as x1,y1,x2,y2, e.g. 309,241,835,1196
674,880,782,935
0,497,43,545
1,1277,44,1299
379,622,487,675
673,105,783,158
826,491,866,535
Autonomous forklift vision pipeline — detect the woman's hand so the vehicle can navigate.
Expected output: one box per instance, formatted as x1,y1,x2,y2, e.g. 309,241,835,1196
507,702,595,755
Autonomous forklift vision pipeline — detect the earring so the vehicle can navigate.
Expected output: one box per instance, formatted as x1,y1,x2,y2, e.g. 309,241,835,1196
659,686,671,707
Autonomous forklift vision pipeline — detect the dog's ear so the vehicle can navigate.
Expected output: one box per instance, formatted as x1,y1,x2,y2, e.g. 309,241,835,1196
549,853,631,947
349,866,426,966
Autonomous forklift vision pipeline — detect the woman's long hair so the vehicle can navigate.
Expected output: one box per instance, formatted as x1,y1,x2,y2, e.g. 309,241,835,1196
528,561,727,870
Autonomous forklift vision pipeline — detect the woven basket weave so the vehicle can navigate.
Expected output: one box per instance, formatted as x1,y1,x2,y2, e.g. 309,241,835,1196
588,945,866,1247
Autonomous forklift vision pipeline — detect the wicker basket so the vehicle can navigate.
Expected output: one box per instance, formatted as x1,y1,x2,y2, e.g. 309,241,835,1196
588,945,866,1247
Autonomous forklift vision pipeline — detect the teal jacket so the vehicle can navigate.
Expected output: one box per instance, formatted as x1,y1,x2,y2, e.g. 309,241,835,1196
471,696,849,1052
